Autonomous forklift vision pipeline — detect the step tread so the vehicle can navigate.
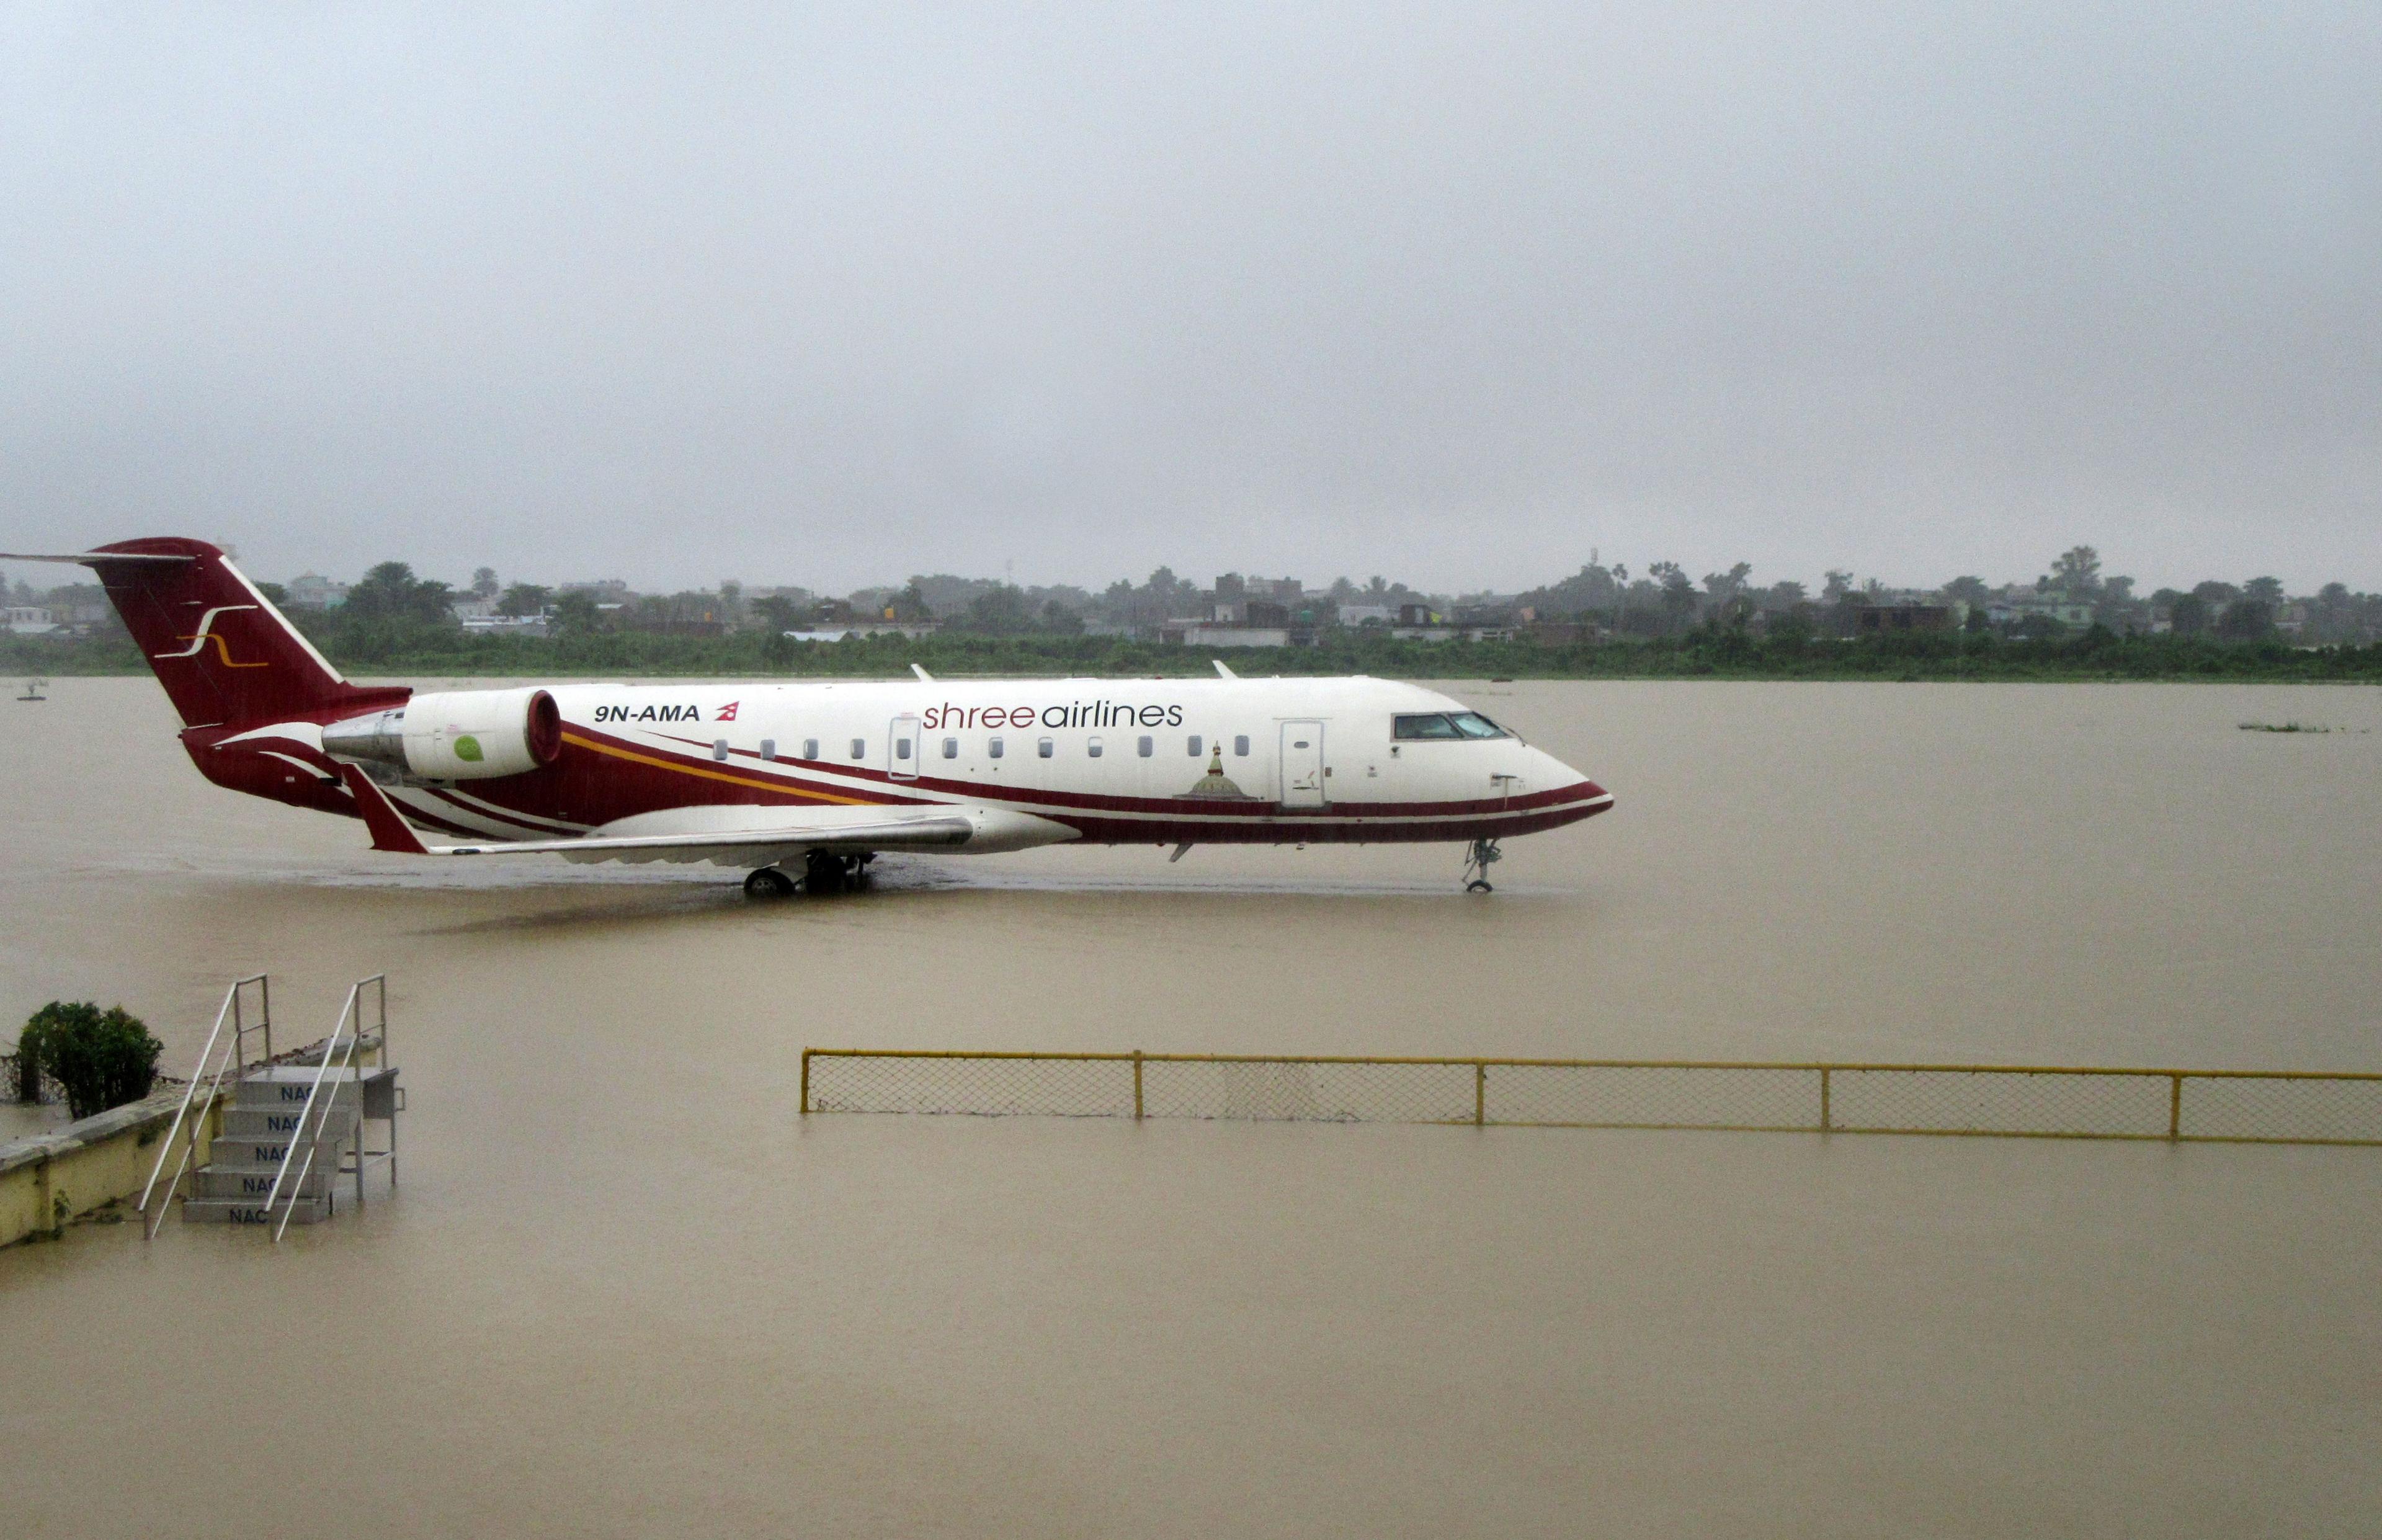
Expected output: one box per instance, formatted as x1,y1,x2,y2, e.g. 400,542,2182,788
240,1061,393,1085
190,1172,339,1198
181,1196,331,1225
221,1108,360,1131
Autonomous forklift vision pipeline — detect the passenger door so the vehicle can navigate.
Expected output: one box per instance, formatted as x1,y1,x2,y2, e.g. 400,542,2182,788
1279,721,1326,808
887,714,920,781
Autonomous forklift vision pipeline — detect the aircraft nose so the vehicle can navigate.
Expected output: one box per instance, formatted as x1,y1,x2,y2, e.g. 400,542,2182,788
1532,747,1610,811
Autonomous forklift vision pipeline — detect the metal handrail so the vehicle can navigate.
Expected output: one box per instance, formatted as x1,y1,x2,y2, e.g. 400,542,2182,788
272,1144,319,1243
798,1047,2382,1147
798,1046,2382,1081
139,974,268,1238
262,975,385,1242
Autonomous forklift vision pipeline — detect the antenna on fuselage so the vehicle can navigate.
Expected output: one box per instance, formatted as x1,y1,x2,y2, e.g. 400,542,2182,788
1213,660,1236,680
911,663,934,682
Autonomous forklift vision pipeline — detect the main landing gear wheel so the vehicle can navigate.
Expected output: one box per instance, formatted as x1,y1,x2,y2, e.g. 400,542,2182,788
743,866,797,900
804,850,875,895
803,850,846,894
1462,837,1503,894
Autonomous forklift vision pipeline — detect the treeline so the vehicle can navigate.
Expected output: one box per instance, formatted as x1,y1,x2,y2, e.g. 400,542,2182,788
11,618,2382,683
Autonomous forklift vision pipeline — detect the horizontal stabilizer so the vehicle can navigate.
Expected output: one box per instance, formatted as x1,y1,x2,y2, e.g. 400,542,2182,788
0,550,195,564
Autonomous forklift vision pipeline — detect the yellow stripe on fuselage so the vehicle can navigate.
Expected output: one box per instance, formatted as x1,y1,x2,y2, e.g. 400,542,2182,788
561,731,881,806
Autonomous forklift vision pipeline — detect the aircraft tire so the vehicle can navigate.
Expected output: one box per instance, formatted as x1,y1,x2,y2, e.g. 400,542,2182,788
743,867,797,900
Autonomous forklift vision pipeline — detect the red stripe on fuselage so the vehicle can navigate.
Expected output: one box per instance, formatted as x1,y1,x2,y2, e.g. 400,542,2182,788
659,731,1608,822
292,718,1610,848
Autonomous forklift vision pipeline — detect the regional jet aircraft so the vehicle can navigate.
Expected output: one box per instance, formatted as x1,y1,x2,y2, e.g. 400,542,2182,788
6,539,1611,893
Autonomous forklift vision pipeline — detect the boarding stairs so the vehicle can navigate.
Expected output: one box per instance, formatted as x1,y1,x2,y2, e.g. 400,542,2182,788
139,974,402,1242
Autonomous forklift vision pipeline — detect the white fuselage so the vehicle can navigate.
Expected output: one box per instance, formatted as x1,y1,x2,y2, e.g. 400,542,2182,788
367,674,1610,857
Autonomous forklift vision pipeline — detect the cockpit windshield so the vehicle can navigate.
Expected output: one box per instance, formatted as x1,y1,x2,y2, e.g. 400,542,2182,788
1393,711,1510,741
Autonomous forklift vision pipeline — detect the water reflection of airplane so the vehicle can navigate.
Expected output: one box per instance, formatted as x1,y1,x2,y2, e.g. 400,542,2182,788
3,538,1611,894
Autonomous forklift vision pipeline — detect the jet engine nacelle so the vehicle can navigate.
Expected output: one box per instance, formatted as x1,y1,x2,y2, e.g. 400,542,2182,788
323,688,564,781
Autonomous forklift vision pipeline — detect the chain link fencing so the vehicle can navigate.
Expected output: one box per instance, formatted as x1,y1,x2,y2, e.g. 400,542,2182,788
801,1051,2382,1146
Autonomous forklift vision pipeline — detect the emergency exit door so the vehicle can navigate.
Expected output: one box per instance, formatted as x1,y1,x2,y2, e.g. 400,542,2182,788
1279,721,1326,808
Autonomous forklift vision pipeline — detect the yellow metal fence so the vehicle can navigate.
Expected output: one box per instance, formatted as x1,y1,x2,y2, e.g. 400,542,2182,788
798,1050,2382,1146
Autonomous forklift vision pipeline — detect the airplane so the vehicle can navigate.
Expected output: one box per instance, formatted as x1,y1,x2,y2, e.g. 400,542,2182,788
4,538,1612,894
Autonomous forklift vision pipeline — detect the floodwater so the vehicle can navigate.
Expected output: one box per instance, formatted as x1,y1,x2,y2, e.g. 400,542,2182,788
3,678,2380,1537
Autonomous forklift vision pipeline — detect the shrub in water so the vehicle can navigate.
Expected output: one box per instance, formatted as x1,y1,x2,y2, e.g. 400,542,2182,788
16,1003,164,1120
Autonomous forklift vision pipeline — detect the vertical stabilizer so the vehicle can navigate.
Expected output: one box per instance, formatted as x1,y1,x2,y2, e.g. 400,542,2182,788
15,537,398,727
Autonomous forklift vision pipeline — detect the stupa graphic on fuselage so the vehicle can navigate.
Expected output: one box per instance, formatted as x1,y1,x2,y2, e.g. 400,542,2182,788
1179,746,1261,800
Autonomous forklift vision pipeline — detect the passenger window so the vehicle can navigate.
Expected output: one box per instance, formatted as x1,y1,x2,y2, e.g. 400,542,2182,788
849,738,865,760
1038,737,1054,759
803,738,819,760
1137,736,1153,757
1187,735,1203,757
895,737,912,760
759,739,777,761
1087,737,1104,757
989,736,1005,759
1234,735,1250,757
942,737,958,759
711,739,729,762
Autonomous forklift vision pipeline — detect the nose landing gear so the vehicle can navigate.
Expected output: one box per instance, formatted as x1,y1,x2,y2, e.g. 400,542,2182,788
1462,837,1502,893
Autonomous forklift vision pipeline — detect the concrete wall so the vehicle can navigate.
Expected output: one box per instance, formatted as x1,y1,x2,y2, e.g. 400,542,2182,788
0,1087,221,1247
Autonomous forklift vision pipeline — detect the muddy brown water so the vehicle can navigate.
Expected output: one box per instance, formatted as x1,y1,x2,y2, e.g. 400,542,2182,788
3,679,2379,1537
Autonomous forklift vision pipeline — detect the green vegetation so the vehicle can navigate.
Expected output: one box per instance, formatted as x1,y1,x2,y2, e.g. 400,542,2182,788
15,1002,164,1120
8,615,2382,682
10,549,2382,683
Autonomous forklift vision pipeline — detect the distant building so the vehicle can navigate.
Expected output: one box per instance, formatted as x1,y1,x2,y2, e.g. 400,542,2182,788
5,606,58,635
460,615,550,638
1159,621,1299,648
1852,603,1960,634
780,621,939,643
1986,595,2092,629
285,574,349,610
1336,604,1394,626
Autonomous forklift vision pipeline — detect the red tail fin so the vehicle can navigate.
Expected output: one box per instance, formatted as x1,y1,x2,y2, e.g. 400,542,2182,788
70,538,395,726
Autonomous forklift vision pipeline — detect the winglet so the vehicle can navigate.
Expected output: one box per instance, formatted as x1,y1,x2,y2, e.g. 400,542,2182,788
912,663,934,682
1213,660,1237,680
337,763,433,854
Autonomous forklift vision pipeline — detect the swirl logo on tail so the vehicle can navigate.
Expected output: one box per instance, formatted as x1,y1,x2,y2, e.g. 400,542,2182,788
155,605,268,668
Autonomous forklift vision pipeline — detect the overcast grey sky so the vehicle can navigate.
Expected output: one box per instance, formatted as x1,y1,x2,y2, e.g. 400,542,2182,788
3,3,2377,595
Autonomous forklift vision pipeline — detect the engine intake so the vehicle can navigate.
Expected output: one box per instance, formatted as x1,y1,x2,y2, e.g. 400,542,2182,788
323,688,564,781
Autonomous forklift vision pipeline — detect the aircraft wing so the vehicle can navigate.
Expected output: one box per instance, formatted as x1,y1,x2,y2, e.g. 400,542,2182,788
337,764,973,859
